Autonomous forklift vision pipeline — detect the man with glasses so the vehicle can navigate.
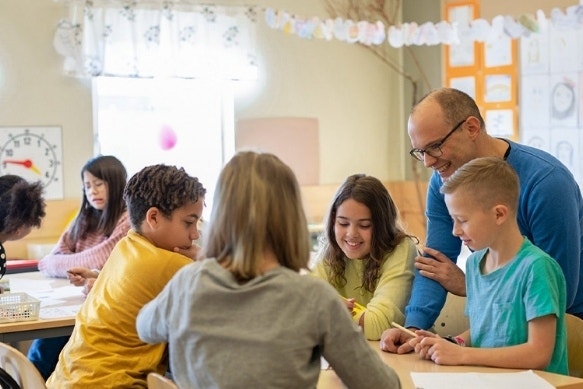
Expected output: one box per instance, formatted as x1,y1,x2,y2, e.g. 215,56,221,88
380,87,583,353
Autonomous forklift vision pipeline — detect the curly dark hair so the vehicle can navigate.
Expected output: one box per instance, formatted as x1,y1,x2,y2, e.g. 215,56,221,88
0,175,46,236
320,174,415,293
124,164,206,231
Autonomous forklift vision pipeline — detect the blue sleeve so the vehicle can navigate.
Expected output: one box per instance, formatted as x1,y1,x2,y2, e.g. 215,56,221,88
519,168,582,309
405,173,463,329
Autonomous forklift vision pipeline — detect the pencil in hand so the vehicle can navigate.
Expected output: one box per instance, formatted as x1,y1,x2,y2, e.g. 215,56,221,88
391,321,418,338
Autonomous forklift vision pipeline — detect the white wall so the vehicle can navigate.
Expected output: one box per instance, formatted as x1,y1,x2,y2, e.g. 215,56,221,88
0,0,406,197
0,0,93,198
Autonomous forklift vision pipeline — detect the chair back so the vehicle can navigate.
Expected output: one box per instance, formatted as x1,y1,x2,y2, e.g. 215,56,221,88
0,342,46,388
434,293,469,337
566,313,583,377
147,372,179,389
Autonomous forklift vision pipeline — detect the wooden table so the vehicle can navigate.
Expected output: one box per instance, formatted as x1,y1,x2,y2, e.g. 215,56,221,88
0,272,84,342
317,341,583,389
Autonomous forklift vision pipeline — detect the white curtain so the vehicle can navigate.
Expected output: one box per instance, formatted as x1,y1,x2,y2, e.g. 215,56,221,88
54,0,259,80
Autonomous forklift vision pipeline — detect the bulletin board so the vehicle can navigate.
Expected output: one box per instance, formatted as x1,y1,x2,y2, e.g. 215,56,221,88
519,18,583,187
444,0,519,141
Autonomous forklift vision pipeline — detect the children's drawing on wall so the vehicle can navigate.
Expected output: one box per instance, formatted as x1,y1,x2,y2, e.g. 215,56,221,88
551,129,580,185
485,109,514,138
484,34,512,68
484,74,512,103
521,129,549,152
520,30,550,75
549,25,578,73
447,4,474,67
520,75,550,128
519,17,583,187
555,140,574,167
449,76,476,99
578,72,583,128
550,74,578,127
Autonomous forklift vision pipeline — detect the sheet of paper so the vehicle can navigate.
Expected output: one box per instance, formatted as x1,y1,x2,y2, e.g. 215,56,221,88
40,305,81,320
410,370,554,389
25,285,84,307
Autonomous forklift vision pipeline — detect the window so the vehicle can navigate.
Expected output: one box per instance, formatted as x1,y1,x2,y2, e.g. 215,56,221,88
92,76,235,219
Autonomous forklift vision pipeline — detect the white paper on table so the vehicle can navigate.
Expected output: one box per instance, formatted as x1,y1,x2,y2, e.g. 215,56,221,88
40,305,81,320
410,370,554,389
43,285,84,299
26,285,84,306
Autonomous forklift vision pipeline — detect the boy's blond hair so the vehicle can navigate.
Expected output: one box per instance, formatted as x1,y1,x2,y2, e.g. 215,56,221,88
204,151,311,281
440,157,519,212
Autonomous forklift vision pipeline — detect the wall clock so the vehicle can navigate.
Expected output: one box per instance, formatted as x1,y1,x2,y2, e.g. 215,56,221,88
0,127,64,200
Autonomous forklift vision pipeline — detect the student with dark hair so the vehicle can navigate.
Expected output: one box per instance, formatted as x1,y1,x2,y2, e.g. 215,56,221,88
38,155,129,278
47,164,205,388
312,174,417,340
0,174,46,275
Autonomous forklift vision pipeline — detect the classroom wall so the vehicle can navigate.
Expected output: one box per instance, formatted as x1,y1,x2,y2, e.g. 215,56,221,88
0,0,407,199
1,1,578,195
400,0,581,180
0,1,412,257
479,0,578,20
0,1,93,199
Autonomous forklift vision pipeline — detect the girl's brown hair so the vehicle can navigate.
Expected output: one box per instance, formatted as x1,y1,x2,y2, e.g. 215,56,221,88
319,174,414,292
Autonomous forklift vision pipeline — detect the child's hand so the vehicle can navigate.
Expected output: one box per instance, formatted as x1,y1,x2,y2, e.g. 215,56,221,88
408,329,436,356
343,297,356,313
67,267,99,286
82,277,96,295
174,243,201,260
411,331,463,365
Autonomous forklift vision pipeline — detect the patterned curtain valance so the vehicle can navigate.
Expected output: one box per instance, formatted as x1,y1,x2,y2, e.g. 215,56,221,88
54,1,259,80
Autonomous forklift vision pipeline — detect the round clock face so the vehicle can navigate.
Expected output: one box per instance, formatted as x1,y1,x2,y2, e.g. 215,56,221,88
0,127,64,199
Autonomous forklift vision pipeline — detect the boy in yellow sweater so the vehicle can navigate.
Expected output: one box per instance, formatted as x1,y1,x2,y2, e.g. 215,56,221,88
47,164,205,388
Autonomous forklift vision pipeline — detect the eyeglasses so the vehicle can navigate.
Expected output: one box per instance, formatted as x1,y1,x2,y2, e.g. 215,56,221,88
409,118,468,161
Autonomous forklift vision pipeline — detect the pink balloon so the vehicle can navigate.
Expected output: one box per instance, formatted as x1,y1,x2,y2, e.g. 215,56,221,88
159,125,177,150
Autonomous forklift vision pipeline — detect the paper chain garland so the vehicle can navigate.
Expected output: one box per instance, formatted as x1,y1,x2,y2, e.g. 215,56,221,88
265,5,583,47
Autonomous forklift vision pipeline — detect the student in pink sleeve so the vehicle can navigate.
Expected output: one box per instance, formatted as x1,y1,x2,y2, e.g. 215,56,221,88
38,155,129,278
31,155,130,380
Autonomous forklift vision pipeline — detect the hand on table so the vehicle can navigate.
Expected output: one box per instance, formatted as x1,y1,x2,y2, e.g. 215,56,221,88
409,330,463,365
66,267,99,286
380,327,414,354
415,247,466,296
82,277,96,296
343,297,357,315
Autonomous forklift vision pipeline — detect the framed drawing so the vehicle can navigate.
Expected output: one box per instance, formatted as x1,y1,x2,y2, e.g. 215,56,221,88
484,74,513,103
445,1,479,69
448,76,476,99
485,109,515,138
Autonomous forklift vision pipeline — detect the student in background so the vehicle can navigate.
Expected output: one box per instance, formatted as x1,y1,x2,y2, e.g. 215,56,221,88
29,155,130,380
37,155,129,278
136,151,401,389
409,157,568,374
0,175,46,275
47,164,205,388
311,174,417,340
